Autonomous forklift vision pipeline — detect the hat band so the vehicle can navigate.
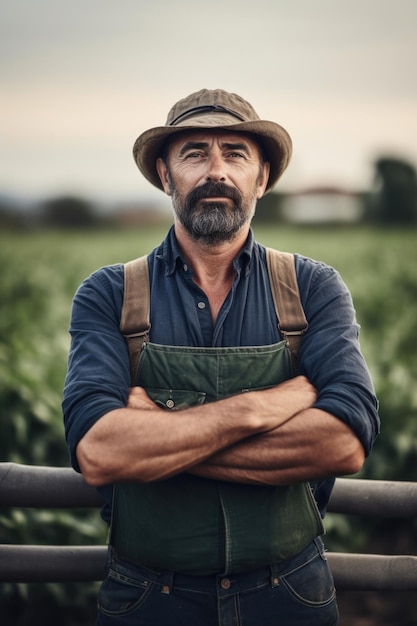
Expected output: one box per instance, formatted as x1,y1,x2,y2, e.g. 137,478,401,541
169,105,247,127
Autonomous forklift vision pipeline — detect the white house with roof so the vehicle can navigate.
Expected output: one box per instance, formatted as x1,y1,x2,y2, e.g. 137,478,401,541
281,187,363,224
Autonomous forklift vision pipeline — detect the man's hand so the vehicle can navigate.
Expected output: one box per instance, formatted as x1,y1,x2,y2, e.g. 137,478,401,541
253,376,317,425
126,387,160,411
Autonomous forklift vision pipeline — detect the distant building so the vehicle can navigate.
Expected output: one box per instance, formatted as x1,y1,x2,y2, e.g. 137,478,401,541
281,187,363,224
115,203,170,227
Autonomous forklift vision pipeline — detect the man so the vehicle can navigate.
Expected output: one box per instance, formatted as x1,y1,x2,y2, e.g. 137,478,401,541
63,88,379,625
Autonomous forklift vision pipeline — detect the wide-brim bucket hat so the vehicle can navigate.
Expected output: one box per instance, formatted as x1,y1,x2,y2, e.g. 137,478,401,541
133,89,292,194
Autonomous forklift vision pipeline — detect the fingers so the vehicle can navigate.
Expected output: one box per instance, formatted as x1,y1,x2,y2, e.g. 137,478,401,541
126,386,159,411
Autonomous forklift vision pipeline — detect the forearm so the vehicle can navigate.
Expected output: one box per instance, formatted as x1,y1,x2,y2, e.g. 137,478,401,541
77,398,258,486
190,408,365,485
76,376,316,486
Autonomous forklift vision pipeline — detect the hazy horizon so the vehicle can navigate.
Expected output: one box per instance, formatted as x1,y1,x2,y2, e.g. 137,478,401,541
2,1,416,206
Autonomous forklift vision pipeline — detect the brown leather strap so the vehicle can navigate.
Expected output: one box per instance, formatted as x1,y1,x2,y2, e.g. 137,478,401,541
119,255,151,383
120,249,307,381
266,248,308,366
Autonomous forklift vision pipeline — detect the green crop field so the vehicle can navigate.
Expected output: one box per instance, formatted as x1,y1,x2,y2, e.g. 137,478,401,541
1,223,417,624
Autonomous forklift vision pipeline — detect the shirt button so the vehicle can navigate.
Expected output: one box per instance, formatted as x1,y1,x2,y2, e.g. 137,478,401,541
197,301,206,309
183,264,188,272
220,578,231,590
166,399,175,409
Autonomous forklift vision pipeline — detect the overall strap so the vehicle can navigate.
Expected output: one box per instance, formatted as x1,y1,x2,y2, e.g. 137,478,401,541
120,255,150,383
120,249,308,381
266,248,308,365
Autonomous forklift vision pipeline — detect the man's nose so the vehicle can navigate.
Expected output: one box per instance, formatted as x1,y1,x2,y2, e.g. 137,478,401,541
205,154,226,182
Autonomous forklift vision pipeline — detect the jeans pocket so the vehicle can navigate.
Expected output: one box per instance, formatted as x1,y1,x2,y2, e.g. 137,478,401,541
98,567,154,616
280,551,336,607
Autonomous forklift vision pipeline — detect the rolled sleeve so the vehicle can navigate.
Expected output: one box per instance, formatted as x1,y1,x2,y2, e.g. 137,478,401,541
295,256,380,455
63,265,129,471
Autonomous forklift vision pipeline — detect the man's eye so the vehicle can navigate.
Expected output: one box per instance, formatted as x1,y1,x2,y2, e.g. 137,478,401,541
185,152,203,159
229,152,245,158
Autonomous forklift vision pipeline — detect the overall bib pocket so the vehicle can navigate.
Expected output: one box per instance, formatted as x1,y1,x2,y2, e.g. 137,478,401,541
145,388,206,410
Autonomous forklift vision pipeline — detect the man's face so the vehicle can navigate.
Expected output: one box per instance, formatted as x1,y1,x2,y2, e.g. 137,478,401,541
156,130,270,245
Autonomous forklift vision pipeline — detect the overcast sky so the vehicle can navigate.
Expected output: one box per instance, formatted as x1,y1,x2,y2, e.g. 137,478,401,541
2,0,417,207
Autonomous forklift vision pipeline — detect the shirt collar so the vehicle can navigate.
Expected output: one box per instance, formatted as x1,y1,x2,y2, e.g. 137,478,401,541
156,225,254,277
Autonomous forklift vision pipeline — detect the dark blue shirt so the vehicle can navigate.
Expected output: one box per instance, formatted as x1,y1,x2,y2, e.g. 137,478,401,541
63,226,379,520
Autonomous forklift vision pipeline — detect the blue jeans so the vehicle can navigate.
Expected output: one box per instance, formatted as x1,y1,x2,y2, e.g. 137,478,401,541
97,538,339,625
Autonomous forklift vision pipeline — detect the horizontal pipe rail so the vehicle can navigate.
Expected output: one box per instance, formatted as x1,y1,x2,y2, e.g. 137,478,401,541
1,463,417,590
326,553,417,591
329,477,417,517
0,545,107,583
0,462,103,508
0,546,416,590
2,463,417,517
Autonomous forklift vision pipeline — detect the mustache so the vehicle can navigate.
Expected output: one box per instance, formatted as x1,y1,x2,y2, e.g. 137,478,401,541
187,182,241,206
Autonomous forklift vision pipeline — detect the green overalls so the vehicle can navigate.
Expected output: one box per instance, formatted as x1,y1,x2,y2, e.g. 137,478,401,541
111,339,324,575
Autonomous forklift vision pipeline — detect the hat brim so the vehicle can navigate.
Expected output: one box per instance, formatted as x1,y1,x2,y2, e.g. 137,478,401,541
133,117,292,194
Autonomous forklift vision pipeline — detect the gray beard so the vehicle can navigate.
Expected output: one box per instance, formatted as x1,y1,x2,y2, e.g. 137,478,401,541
170,181,255,245
177,201,248,245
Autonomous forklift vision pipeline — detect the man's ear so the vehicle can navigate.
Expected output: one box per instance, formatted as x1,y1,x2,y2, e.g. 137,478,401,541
156,158,172,196
257,162,270,199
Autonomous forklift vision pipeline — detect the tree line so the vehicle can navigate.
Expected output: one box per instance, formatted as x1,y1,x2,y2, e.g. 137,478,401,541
1,155,417,230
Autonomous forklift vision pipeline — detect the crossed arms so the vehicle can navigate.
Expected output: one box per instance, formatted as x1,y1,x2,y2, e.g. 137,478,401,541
76,375,365,488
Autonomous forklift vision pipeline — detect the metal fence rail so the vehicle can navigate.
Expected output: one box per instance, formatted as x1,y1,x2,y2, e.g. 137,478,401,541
1,463,417,589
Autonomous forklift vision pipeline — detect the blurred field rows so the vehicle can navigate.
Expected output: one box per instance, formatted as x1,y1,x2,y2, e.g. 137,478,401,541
1,224,416,623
